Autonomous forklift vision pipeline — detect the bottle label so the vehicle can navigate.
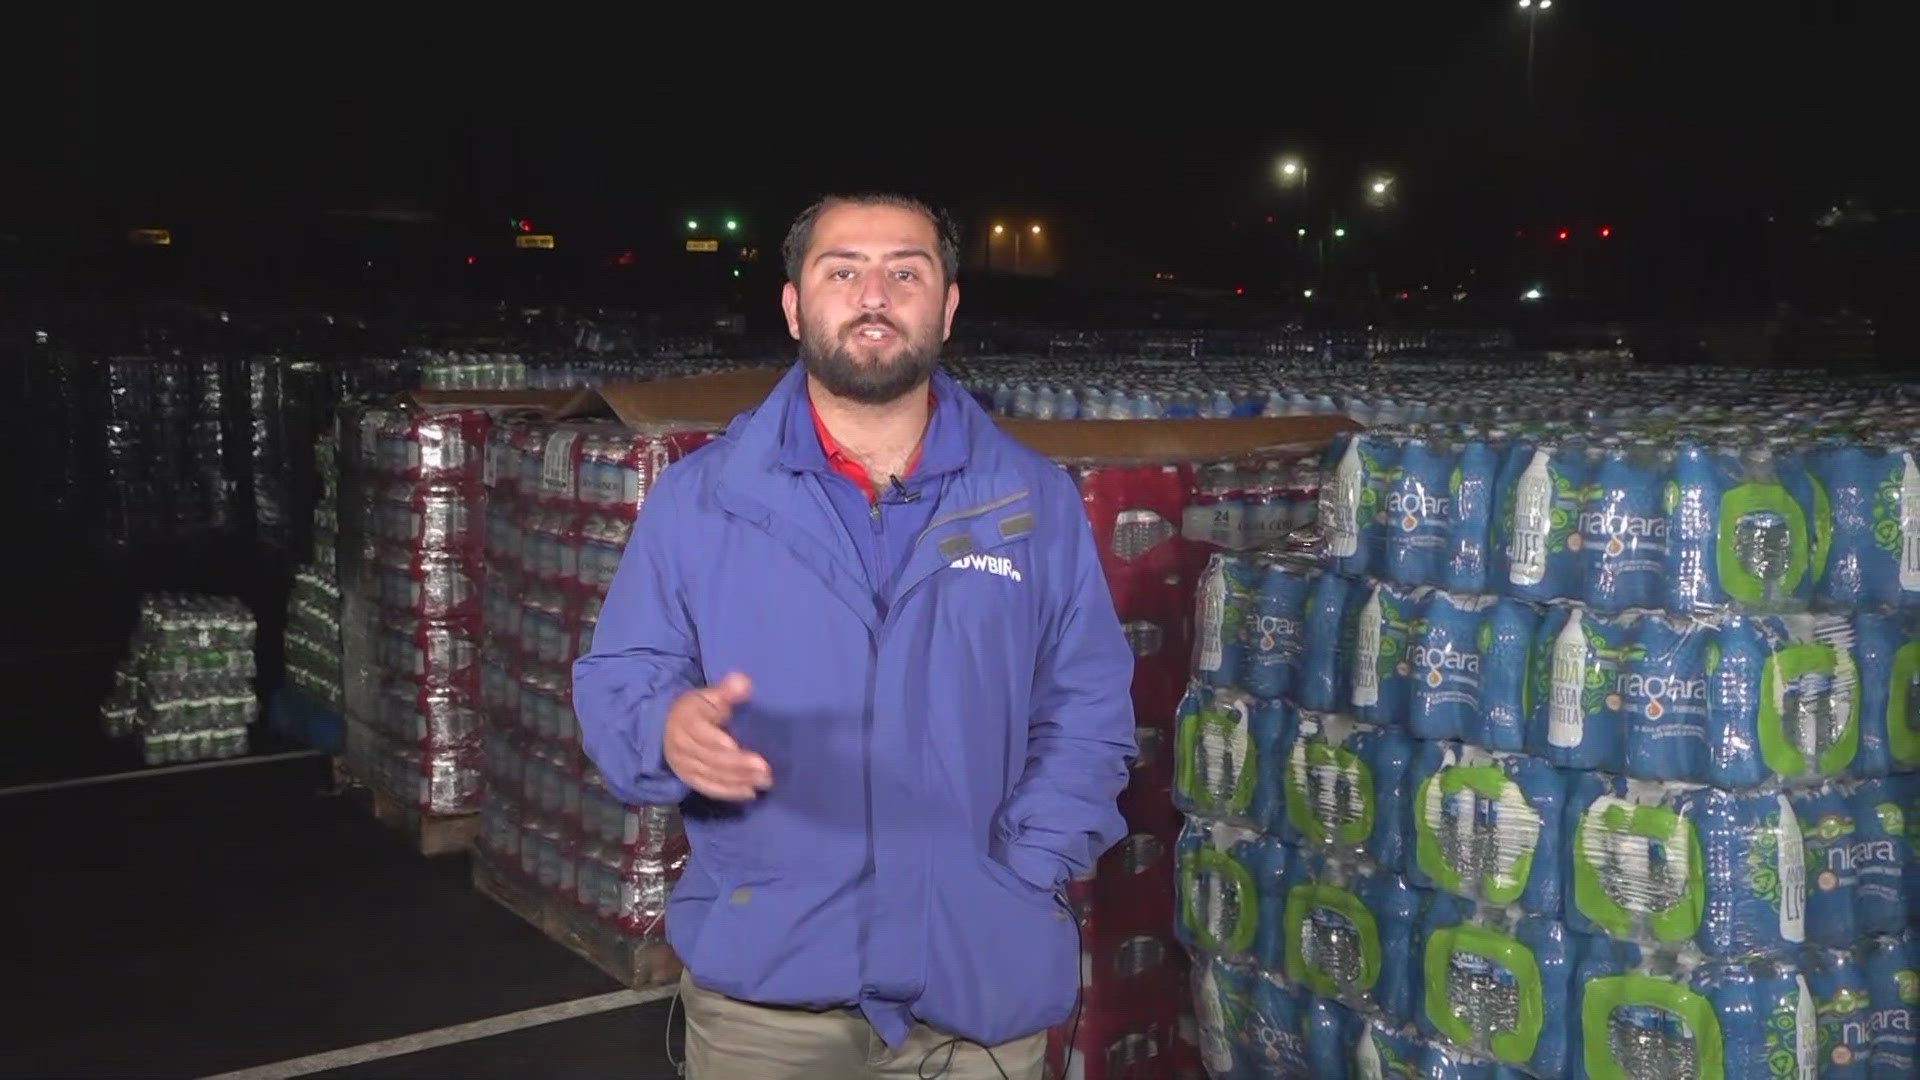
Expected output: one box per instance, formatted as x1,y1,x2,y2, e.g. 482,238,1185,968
1548,612,1588,748
1510,449,1553,586
1198,564,1227,673
543,430,580,499
1352,590,1382,707
1326,441,1363,558
1794,975,1817,1080
1777,793,1806,943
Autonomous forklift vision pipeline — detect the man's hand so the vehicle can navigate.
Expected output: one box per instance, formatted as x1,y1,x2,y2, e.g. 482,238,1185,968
663,673,772,802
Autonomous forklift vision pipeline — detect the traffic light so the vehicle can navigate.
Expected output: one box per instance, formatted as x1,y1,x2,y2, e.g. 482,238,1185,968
518,219,532,233
1598,225,1613,238
1556,228,1570,242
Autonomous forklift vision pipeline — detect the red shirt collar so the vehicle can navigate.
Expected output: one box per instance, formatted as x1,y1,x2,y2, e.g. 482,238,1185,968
808,390,932,504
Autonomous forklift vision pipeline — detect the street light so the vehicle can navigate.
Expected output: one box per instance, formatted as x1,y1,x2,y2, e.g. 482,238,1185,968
1522,286,1544,301
1520,0,1551,109
1334,227,1347,238
991,222,1043,273
1297,228,1307,237
1365,174,1397,209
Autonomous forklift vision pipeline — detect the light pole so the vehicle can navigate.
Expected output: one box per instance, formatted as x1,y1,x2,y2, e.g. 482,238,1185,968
1518,0,1552,111
1279,158,1310,290
992,223,1041,273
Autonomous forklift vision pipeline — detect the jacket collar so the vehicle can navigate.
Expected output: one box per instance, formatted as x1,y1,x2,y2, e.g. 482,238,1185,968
729,360,979,500
771,362,970,484
709,360,1020,632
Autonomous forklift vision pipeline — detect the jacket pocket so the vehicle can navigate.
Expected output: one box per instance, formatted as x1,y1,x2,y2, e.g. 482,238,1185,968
915,852,1078,1047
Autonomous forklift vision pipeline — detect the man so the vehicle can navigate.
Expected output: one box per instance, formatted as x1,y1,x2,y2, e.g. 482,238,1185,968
573,194,1136,1079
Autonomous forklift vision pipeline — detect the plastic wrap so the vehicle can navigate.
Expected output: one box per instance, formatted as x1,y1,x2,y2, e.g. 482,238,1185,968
1181,380,1918,1080
337,405,493,814
1320,425,1920,617
284,569,343,710
101,593,256,764
473,417,712,947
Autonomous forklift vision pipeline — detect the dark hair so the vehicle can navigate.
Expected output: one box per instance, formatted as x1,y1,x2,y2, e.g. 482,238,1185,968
781,193,961,287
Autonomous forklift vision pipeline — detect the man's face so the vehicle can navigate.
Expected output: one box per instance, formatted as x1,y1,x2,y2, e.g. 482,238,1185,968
782,202,959,405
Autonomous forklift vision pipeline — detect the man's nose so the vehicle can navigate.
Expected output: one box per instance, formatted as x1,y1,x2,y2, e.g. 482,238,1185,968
856,269,890,310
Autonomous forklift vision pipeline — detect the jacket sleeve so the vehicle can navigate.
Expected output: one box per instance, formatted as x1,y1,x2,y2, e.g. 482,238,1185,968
992,469,1138,893
571,477,699,807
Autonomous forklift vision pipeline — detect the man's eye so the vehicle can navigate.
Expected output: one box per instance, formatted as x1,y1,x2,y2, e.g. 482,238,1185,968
893,270,917,282
829,268,856,281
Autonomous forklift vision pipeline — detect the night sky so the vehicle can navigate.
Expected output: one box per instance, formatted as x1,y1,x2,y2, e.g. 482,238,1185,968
7,3,1907,300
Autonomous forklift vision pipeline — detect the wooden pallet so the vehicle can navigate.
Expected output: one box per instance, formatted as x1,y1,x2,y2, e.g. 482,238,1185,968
330,756,478,857
367,788,479,857
472,854,682,990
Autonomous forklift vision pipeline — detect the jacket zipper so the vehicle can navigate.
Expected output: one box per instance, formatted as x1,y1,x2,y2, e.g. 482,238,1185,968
912,489,1029,546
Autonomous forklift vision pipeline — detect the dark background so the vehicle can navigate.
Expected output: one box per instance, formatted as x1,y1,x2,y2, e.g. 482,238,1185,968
4,2,1913,333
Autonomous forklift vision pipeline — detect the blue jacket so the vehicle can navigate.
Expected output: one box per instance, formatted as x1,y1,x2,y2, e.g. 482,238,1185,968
573,362,1137,1048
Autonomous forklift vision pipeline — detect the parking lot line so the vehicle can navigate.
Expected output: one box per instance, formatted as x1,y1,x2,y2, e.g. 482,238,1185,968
0,750,327,798
195,987,676,1080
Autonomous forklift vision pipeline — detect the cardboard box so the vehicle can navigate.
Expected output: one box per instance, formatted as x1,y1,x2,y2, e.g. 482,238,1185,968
590,368,1358,463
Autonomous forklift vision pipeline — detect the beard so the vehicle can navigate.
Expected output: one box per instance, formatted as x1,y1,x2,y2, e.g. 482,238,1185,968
798,313,941,405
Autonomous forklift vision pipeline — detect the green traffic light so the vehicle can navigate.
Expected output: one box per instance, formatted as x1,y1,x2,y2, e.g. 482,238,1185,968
725,219,739,232
687,220,699,231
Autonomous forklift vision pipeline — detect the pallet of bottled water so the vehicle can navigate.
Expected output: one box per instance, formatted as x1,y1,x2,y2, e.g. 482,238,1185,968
101,594,256,765
953,358,1914,427
468,414,711,984
336,405,493,818
1174,386,1920,1078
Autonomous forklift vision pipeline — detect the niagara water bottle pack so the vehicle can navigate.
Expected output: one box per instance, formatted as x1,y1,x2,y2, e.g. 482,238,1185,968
1180,493,1918,1079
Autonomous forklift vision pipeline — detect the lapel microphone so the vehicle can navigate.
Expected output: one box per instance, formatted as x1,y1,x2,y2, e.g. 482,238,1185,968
887,475,921,503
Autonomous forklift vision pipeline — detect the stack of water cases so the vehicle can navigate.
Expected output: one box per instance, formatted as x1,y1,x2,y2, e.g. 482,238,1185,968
337,405,492,816
950,360,1912,429
99,355,245,546
285,433,343,712
473,416,710,964
1179,417,1920,1079
101,594,256,764
1048,456,1319,1080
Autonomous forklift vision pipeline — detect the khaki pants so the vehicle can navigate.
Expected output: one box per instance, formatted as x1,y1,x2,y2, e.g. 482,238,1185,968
679,970,1047,1080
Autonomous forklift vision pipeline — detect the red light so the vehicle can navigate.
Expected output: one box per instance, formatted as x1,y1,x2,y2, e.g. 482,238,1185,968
1556,229,1570,242
465,255,477,265
1599,226,1613,238
519,219,532,233
1265,215,1275,224
1515,227,1526,238
1235,286,1245,296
